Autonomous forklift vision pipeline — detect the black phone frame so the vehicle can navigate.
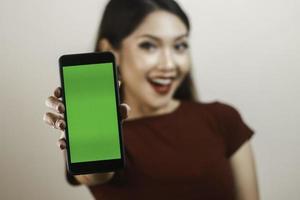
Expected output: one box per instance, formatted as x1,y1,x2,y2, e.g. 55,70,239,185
59,52,125,175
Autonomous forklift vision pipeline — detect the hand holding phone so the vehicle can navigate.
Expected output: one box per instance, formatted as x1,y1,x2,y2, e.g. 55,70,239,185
59,52,125,175
44,87,129,146
44,52,128,176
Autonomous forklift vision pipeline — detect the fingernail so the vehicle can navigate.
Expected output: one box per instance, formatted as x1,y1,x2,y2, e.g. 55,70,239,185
57,104,65,113
58,121,65,129
59,144,64,149
55,90,60,97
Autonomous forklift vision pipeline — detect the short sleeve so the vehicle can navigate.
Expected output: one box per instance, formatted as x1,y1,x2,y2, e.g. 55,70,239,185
211,102,254,157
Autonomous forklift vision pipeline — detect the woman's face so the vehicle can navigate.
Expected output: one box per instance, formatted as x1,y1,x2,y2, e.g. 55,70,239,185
117,11,191,109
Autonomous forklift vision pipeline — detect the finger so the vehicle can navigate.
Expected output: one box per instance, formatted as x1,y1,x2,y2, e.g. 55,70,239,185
118,80,121,88
43,112,65,130
54,87,62,98
57,132,66,150
119,103,131,120
57,138,66,150
59,130,66,139
45,96,65,113
55,118,66,131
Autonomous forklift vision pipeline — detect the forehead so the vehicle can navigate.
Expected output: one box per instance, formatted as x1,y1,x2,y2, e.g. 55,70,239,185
129,11,188,40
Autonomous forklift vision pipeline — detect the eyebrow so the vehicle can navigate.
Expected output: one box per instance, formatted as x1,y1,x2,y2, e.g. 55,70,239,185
138,33,188,41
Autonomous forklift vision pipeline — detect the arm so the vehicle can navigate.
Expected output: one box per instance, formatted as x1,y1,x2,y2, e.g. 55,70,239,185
73,172,115,186
229,141,260,200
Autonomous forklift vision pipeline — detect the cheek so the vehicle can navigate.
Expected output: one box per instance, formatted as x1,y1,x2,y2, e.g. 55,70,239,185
119,48,140,80
176,55,191,75
119,50,157,88
120,46,159,73
132,51,160,75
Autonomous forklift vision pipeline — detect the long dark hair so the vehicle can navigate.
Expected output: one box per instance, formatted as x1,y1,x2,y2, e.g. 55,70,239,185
95,0,198,101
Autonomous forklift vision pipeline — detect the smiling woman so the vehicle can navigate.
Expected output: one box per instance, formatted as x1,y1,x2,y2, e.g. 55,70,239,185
96,0,197,105
114,10,191,118
43,0,259,199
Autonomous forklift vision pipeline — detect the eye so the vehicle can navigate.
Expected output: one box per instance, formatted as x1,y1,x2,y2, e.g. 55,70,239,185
138,41,157,52
174,42,189,53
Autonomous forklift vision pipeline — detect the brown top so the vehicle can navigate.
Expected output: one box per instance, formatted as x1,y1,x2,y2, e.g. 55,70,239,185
82,101,253,199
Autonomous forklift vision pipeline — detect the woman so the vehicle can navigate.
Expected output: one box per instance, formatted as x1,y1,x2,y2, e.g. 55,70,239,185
44,0,259,199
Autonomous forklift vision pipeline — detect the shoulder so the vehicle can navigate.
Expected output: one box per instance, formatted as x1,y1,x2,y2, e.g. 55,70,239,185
205,101,242,120
181,100,246,130
181,100,239,117
181,100,254,157
200,101,247,129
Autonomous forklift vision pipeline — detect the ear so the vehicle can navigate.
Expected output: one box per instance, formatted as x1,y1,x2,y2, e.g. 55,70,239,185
98,39,120,65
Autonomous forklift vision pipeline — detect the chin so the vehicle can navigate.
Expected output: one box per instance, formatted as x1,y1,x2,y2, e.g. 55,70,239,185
146,94,174,110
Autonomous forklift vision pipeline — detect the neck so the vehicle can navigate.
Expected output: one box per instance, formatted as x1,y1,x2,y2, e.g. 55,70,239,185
124,94,180,120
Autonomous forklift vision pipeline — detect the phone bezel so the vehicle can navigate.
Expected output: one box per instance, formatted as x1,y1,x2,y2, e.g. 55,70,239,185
59,52,124,175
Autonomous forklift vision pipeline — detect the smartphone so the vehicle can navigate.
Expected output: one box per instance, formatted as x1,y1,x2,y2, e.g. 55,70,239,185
59,52,124,175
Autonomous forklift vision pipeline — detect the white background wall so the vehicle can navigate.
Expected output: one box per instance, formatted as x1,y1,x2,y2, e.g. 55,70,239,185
0,0,299,199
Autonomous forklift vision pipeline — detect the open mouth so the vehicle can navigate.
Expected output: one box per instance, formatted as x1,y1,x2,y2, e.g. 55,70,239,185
147,77,175,95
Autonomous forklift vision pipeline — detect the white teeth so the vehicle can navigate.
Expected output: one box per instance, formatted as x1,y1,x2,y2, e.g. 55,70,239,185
150,78,172,85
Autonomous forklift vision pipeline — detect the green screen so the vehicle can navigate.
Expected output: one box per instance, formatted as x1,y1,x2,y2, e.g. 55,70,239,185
63,63,121,163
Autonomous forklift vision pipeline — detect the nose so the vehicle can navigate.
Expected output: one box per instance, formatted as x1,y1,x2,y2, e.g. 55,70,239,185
158,48,176,70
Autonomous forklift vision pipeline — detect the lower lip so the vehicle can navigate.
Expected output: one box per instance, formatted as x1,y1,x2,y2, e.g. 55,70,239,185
149,81,172,95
